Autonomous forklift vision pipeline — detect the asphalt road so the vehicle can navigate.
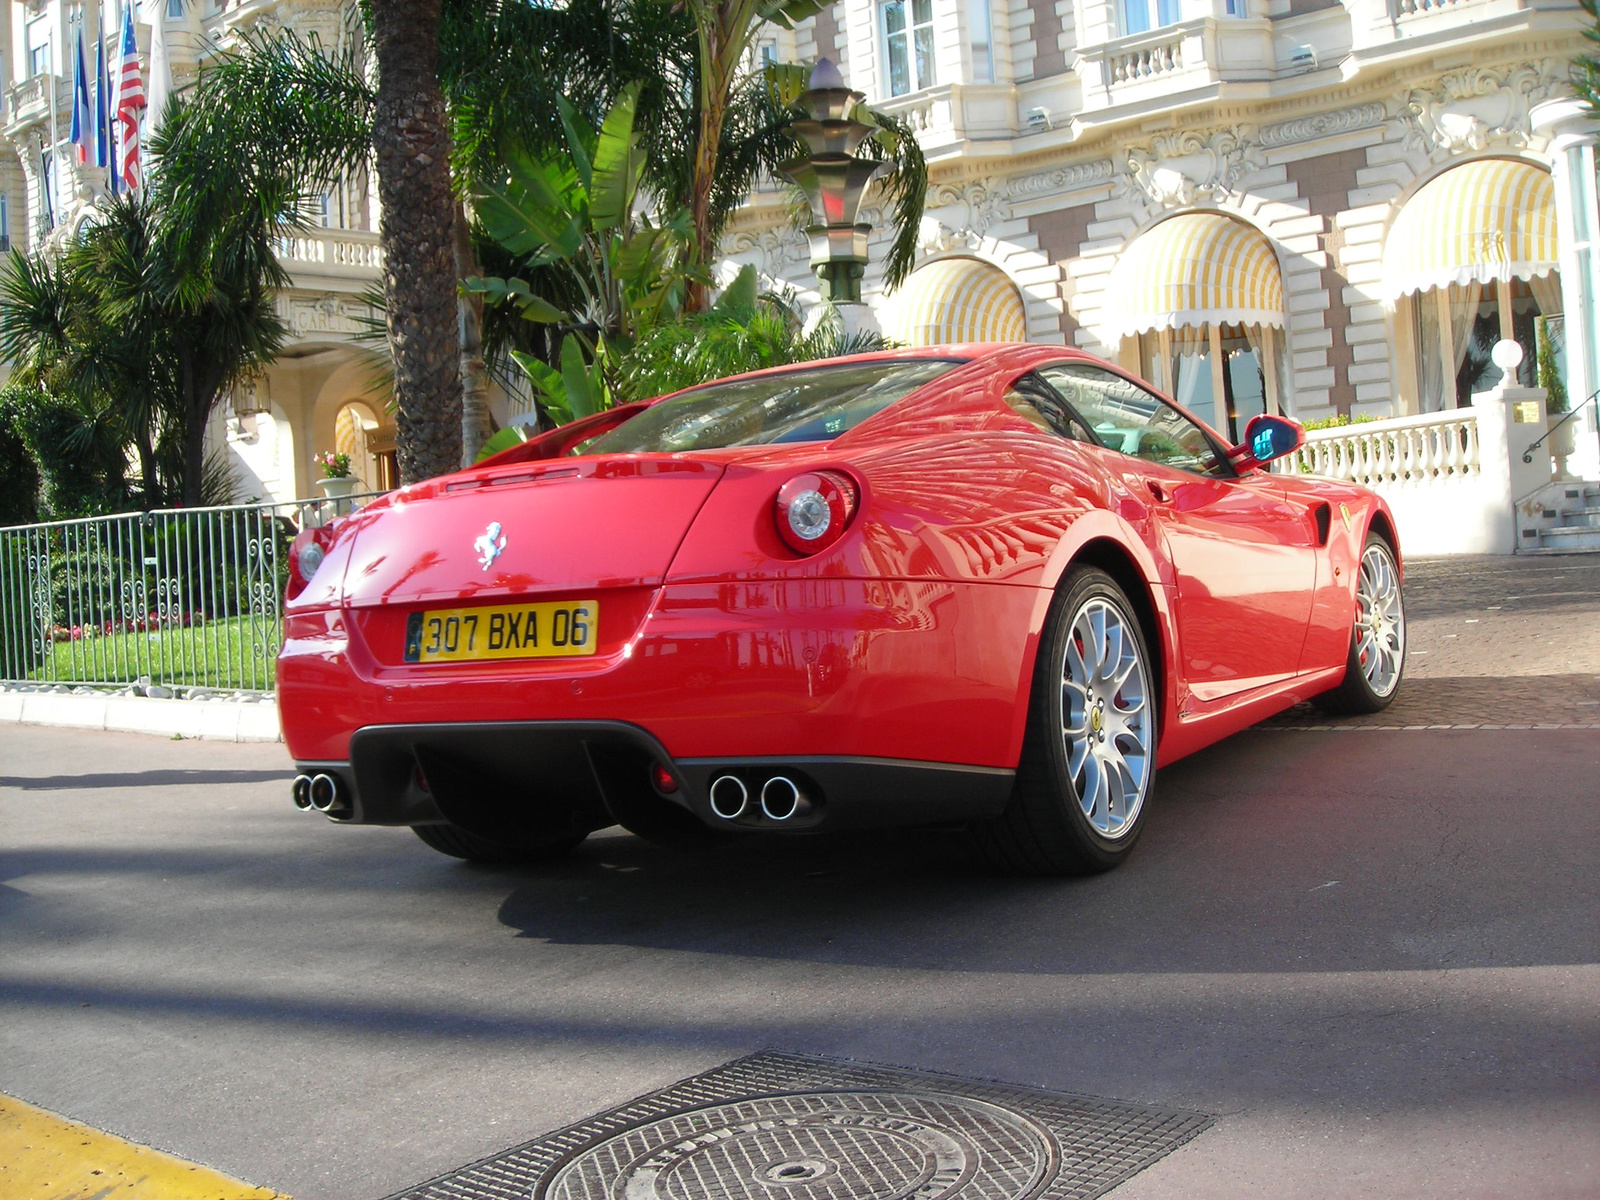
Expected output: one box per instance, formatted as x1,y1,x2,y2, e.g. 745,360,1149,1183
1,555,1597,1199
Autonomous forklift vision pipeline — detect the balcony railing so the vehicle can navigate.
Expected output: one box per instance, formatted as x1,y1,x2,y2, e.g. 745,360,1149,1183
1280,409,1482,486
6,73,59,128
1103,29,1187,85
274,228,384,272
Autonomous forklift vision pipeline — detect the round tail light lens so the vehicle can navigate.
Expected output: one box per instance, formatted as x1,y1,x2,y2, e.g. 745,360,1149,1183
775,471,858,555
287,528,333,599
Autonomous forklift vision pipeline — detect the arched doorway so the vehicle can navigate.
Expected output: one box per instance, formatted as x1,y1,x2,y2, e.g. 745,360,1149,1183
881,257,1029,345
333,400,396,492
1106,212,1288,443
1383,158,1560,411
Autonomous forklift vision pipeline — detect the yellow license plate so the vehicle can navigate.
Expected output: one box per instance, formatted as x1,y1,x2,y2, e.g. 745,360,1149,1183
403,600,599,663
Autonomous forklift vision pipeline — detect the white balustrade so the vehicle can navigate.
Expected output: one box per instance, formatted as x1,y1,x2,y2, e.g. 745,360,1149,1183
274,229,384,272
1390,0,1466,15
1282,409,1481,487
1107,34,1185,85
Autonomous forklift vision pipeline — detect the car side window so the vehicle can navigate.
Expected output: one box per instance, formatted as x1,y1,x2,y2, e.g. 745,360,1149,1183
1001,373,1098,444
1038,362,1232,478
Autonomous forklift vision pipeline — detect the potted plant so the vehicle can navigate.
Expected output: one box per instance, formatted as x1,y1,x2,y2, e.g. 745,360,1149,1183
314,450,363,508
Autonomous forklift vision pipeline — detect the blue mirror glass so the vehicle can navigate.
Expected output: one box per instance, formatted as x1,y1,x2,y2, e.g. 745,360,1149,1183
1241,415,1302,464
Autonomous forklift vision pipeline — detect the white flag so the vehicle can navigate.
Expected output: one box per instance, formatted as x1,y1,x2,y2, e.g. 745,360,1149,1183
145,0,171,137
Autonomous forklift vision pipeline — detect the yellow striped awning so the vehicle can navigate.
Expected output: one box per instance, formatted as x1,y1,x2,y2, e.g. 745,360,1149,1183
1382,158,1557,300
1105,213,1285,337
882,257,1028,346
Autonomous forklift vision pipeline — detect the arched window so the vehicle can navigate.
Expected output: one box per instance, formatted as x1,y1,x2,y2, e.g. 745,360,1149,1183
881,256,1028,345
1105,212,1287,443
1383,159,1560,412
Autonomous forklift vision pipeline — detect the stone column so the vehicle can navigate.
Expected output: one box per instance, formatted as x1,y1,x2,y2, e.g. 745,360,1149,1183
1532,98,1600,480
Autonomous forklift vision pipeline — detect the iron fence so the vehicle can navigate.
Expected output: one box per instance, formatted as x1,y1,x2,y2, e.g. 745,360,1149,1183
0,493,384,695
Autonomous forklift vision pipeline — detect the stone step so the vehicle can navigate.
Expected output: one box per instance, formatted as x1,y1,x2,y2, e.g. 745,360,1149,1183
1520,545,1600,555
1538,525,1600,550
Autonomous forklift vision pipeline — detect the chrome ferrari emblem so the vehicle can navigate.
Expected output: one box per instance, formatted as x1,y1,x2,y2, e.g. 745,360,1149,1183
474,521,507,571
1339,503,1353,532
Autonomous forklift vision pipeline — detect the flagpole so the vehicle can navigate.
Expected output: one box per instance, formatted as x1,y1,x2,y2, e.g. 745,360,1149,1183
45,29,60,231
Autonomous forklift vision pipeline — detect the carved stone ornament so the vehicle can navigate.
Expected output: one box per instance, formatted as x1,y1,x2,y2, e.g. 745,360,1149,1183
915,178,1010,255
278,292,376,337
1400,62,1566,159
726,225,810,283
1258,103,1388,149
1007,159,1116,200
1116,125,1263,217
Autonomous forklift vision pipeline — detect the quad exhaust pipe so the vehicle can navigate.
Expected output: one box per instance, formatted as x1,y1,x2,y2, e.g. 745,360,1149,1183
759,776,802,822
708,773,812,824
291,772,350,818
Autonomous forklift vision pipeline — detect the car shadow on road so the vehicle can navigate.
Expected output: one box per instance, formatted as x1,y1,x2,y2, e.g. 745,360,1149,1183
491,727,1599,976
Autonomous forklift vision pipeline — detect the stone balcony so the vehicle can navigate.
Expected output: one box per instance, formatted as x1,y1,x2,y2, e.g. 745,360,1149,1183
1341,0,1580,74
273,227,385,347
874,83,1024,156
5,74,63,137
1076,17,1276,118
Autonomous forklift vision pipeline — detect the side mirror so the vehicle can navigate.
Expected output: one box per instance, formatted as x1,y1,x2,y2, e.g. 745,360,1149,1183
1230,414,1304,470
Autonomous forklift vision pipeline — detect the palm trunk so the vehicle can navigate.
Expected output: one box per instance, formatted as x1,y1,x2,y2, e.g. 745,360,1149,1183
686,18,733,313
371,0,462,484
454,200,492,466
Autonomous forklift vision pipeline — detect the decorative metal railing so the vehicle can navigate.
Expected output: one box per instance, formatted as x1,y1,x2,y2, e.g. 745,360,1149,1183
0,495,382,695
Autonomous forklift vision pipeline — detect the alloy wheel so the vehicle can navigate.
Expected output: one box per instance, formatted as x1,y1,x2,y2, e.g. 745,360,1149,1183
1060,599,1153,839
1356,541,1405,698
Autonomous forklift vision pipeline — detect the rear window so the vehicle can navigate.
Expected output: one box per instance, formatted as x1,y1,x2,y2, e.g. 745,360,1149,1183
580,359,965,454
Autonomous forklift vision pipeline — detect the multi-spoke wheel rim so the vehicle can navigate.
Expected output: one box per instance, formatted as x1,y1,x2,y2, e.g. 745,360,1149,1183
1060,599,1153,840
1355,542,1405,697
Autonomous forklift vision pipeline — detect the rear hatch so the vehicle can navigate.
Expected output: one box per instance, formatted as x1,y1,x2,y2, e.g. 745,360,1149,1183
340,456,724,666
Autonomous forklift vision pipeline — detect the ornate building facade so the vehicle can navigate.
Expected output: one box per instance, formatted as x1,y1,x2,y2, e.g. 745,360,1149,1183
1,0,407,502
726,0,1600,452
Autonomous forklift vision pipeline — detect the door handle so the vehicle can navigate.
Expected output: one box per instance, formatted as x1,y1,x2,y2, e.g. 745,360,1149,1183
1145,480,1171,504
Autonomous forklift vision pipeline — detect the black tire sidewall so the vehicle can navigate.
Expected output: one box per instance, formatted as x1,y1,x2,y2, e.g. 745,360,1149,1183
1030,567,1158,863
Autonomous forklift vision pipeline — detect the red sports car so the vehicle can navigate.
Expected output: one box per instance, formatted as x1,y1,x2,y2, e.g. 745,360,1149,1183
279,344,1405,874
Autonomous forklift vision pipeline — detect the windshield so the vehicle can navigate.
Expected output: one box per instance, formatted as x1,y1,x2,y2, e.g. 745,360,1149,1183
580,358,965,455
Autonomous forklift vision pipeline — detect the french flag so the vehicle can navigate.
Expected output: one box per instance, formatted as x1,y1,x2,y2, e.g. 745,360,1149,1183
69,28,91,164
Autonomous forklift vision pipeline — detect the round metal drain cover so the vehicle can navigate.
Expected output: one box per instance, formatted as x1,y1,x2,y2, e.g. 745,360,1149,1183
543,1090,1056,1200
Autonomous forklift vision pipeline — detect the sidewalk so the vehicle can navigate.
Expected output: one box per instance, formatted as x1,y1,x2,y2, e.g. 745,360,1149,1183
0,684,280,742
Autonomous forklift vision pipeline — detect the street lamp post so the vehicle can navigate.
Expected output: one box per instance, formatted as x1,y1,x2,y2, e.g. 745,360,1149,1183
777,59,884,333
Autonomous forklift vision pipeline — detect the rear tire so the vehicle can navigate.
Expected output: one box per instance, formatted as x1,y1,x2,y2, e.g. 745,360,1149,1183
974,566,1158,876
1312,532,1405,715
411,821,587,864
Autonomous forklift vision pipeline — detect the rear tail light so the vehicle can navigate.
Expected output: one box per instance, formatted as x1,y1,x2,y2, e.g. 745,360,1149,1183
287,527,334,600
775,471,859,555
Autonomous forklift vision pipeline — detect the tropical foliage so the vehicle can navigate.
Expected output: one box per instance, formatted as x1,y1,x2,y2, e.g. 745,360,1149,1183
0,184,286,510
166,0,926,470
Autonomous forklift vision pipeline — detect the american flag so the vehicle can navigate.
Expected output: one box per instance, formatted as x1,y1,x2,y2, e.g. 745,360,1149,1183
115,3,144,189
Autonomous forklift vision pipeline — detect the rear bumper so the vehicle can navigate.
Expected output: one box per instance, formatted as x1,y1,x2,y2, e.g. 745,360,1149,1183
294,719,1014,835
278,579,1047,769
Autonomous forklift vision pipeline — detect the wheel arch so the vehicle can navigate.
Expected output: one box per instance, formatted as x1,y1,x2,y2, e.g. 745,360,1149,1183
1064,537,1169,743
1366,504,1401,568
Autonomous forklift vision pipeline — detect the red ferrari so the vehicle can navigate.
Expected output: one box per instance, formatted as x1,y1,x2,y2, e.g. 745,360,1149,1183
279,344,1405,874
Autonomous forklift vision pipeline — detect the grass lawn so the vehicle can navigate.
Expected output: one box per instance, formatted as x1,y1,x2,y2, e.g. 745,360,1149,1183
35,614,281,692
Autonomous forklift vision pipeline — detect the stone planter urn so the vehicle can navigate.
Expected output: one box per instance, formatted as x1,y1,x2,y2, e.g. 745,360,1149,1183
1547,414,1577,479
315,474,364,516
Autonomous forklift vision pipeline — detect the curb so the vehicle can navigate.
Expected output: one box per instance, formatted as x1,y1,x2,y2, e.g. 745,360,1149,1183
0,690,282,742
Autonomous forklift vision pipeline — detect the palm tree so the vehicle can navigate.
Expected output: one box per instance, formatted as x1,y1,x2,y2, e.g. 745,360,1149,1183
0,188,287,509
371,0,465,480
162,0,928,468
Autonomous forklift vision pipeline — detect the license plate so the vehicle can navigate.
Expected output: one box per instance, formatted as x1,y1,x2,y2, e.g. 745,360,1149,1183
403,600,599,663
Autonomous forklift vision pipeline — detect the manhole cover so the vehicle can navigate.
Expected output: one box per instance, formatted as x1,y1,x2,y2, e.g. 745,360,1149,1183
385,1052,1211,1200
